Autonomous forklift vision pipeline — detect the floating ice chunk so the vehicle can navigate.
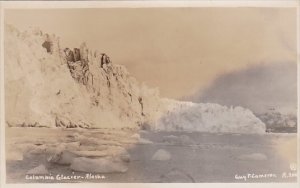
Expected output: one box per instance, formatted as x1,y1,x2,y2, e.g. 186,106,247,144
163,135,194,145
27,164,49,175
48,150,79,165
151,149,171,161
70,157,128,173
237,153,268,161
131,133,141,139
159,168,195,183
138,138,153,144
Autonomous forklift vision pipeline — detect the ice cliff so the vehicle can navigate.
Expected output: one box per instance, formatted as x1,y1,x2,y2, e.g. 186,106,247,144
154,99,266,134
4,24,266,133
5,24,160,129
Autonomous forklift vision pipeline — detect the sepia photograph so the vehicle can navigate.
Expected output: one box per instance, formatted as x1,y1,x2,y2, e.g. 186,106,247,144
0,1,298,186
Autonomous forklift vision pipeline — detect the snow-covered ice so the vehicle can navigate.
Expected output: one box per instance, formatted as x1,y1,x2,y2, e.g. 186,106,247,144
153,99,266,134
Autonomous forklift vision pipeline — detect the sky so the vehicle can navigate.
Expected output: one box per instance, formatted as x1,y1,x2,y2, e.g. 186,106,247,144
4,8,297,101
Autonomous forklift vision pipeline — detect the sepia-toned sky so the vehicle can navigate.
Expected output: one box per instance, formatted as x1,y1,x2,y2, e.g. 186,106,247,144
5,8,297,100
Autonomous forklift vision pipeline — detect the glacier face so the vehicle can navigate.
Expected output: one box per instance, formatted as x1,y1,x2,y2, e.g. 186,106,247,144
4,24,266,133
152,99,266,134
4,24,160,129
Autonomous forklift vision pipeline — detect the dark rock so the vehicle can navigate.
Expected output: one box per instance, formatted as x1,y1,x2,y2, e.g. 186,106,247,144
74,48,81,61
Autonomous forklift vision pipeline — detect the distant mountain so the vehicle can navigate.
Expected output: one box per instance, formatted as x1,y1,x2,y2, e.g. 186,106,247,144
256,110,297,133
187,62,297,115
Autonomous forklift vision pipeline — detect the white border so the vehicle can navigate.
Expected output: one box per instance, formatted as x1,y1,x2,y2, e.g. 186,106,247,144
0,0,299,8
0,1,299,188
296,3,300,188
0,1,6,188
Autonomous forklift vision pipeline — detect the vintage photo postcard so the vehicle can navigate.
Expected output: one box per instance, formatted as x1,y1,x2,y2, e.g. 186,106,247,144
0,1,299,188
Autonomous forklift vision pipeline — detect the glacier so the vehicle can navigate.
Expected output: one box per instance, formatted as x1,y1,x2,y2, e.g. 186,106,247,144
4,24,266,134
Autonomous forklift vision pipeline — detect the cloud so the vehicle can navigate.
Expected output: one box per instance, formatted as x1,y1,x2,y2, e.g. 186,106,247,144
187,62,297,114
